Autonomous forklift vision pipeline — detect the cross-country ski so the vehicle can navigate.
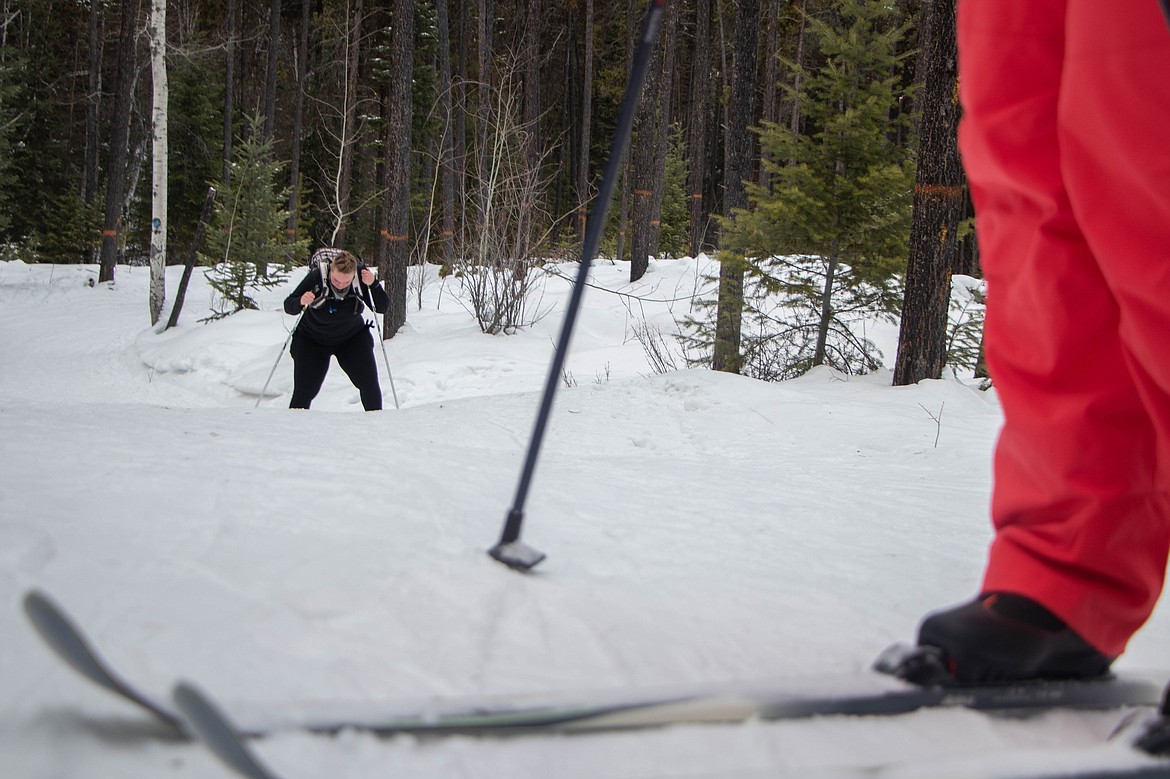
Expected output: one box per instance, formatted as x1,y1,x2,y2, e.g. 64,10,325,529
25,587,1170,777
172,681,1170,779
26,587,1167,740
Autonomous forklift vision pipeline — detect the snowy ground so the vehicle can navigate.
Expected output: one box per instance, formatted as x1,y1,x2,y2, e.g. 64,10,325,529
0,258,1166,779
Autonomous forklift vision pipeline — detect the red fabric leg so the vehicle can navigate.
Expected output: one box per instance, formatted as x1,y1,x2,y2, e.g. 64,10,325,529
958,0,1170,656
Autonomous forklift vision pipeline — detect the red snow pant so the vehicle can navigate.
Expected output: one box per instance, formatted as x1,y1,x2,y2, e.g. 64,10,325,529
958,0,1170,656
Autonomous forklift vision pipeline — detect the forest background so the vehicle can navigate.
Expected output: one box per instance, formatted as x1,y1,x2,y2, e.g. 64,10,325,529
0,0,977,387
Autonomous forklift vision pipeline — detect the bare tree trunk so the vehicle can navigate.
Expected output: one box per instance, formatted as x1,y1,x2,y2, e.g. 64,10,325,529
123,108,147,220
331,0,363,249
647,0,678,261
166,187,217,330
717,0,731,218
454,2,469,250
223,0,237,185
476,0,494,238
379,0,413,337
98,0,140,284
814,255,838,366
615,0,635,264
893,0,964,385
285,0,310,254
251,0,281,279
148,0,168,324
560,4,574,240
518,0,540,261
711,0,760,373
575,0,593,244
628,1,665,282
686,0,711,256
758,0,779,187
789,0,807,141
954,188,980,277
84,1,101,207
263,0,280,141
436,0,456,268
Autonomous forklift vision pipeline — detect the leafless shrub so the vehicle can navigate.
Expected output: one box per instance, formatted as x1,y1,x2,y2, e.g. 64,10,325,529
452,54,558,335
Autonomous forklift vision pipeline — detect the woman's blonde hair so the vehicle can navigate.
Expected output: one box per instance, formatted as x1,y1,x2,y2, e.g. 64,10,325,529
330,251,359,275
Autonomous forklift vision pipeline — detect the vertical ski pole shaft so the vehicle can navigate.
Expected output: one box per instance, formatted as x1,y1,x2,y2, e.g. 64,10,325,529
380,339,400,410
489,0,665,571
363,283,400,410
375,324,400,410
255,308,305,408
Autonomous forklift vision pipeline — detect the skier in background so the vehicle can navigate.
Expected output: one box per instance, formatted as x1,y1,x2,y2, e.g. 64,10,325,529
283,250,389,411
906,0,1170,682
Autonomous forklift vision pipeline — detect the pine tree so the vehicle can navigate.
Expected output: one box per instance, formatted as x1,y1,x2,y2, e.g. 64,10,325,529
717,0,915,379
657,126,691,260
163,50,224,259
26,192,102,266
202,114,308,318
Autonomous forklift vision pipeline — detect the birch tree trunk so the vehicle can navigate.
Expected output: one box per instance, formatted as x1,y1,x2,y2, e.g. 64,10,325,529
148,0,167,325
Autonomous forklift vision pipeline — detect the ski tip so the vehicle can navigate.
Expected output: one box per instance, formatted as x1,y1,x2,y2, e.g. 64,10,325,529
488,540,547,572
173,682,280,779
24,588,191,733
22,588,98,677
23,588,61,629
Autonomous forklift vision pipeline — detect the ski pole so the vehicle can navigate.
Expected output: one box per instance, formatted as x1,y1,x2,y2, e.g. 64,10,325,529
362,282,400,410
255,307,305,408
371,318,400,410
378,333,400,410
488,0,665,572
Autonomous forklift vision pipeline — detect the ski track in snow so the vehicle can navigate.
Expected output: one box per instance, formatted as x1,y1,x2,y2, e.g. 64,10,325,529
0,259,1166,778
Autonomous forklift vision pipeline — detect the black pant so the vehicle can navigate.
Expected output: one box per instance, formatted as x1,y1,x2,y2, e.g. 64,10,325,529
289,328,382,410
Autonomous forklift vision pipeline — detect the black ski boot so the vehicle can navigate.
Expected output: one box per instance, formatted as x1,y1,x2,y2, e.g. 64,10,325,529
880,593,1114,685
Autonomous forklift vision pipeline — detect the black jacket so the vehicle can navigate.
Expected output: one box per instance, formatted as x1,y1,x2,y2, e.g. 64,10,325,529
284,268,391,347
